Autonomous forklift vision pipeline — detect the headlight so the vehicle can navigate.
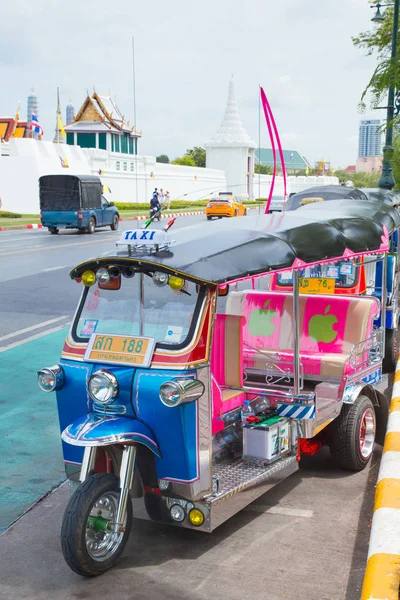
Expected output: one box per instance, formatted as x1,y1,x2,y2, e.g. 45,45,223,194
159,378,204,407
88,369,118,404
37,365,64,392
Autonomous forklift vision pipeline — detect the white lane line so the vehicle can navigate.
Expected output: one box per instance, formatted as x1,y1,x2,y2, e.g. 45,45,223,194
0,323,70,352
41,266,67,272
0,316,69,342
243,505,313,518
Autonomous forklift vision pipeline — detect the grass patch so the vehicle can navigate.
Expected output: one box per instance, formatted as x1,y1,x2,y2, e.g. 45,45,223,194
0,210,23,219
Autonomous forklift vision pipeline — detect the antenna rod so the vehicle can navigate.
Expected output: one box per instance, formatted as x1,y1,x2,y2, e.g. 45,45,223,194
132,36,137,130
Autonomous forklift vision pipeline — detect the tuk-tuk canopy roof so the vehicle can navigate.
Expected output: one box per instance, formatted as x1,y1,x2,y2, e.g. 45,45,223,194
285,185,367,211
70,200,400,286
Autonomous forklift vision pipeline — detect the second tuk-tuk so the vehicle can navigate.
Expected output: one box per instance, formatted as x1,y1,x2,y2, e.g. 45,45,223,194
38,202,400,576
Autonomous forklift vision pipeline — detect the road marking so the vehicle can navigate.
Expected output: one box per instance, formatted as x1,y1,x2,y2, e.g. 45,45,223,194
0,316,68,342
41,266,67,272
0,238,111,257
244,505,313,518
0,323,70,352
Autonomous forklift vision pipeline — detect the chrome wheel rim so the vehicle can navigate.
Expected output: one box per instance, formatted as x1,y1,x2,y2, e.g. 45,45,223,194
85,491,125,562
359,408,375,459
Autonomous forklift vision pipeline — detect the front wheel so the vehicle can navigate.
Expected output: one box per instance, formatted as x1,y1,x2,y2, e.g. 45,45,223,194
110,215,119,231
48,227,59,234
61,473,132,577
329,395,376,471
383,328,398,373
244,209,247,216
87,217,96,234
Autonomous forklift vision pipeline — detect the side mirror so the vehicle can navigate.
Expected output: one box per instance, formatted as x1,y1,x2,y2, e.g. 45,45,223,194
109,201,114,207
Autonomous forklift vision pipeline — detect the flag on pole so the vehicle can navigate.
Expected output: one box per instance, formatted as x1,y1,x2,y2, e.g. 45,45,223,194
57,113,65,137
11,104,20,138
30,113,43,136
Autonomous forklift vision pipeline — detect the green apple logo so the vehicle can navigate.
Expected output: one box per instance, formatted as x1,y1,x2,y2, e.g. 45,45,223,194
249,301,278,337
308,305,338,344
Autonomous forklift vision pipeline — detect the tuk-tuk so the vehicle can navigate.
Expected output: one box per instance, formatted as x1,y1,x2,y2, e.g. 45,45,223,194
278,196,400,372
37,203,399,576
39,174,120,234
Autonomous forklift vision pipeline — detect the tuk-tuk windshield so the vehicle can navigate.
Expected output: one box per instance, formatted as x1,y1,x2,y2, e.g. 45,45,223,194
277,260,358,288
74,272,205,349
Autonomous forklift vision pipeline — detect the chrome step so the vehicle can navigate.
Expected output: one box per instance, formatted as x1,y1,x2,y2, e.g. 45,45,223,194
206,454,298,505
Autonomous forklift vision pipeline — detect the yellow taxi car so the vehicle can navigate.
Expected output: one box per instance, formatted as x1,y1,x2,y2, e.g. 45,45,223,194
206,192,247,220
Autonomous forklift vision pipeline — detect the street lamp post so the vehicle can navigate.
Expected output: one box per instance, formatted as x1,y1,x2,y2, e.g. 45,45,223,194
372,1,400,189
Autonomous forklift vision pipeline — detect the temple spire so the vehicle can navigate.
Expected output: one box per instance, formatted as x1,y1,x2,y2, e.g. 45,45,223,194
211,77,255,147
53,87,65,144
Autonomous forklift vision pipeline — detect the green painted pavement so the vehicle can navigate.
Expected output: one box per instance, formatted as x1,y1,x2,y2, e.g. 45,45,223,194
0,328,68,533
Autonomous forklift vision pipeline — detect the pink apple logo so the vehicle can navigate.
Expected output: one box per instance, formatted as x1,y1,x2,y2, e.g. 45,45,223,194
248,300,278,337
308,305,338,344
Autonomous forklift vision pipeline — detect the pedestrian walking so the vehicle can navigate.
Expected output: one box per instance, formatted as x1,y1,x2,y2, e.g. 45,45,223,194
164,191,171,209
158,188,164,205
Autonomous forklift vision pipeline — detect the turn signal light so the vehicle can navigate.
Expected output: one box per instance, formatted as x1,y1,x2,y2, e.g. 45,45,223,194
81,270,96,287
188,508,205,527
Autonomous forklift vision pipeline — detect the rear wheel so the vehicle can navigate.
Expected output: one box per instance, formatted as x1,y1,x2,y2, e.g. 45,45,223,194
61,473,132,577
244,209,248,216
207,216,212,221
329,395,376,471
48,227,58,234
87,217,96,234
234,210,238,217
383,328,398,373
110,215,119,231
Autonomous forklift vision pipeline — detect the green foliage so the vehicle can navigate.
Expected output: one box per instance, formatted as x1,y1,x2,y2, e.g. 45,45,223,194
353,5,400,115
333,169,380,188
392,134,400,189
156,154,170,163
171,155,196,167
254,164,273,175
114,200,209,211
0,210,22,218
185,147,206,168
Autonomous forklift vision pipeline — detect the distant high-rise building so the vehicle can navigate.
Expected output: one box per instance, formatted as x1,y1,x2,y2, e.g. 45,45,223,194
27,88,39,138
358,119,382,157
66,100,74,125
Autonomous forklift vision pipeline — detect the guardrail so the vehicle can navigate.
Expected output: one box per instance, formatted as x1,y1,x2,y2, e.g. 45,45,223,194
361,364,400,599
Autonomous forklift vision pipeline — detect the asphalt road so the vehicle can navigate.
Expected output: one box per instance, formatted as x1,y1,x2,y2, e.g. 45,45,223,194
0,215,386,599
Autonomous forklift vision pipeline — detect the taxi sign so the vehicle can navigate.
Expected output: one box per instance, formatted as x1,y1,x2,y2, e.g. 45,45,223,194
300,197,325,205
299,277,335,294
84,334,156,367
117,228,168,246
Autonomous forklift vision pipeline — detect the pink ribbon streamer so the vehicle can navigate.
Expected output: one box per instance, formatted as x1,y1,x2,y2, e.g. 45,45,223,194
260,87,287,213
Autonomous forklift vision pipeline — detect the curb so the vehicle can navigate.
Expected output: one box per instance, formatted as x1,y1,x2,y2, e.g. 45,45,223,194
0,212,205,232
362,365,400,600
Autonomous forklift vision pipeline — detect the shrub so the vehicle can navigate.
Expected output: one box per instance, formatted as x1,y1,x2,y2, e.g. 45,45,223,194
0,210,22,218
114,200,209,211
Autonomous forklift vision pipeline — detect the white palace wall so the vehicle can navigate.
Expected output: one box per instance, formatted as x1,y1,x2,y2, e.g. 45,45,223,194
0,139,338,214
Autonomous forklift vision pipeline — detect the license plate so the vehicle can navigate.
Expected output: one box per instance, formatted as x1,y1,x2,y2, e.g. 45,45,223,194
299,277,335,294
85,334,156,367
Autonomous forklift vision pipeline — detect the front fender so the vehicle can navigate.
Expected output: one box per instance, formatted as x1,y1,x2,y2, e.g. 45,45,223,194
61,414,161,457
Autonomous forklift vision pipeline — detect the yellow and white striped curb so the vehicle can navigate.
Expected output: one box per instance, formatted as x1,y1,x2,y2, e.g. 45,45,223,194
362,368,400,600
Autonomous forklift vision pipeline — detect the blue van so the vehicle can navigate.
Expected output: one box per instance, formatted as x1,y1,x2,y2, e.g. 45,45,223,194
39,174,120,234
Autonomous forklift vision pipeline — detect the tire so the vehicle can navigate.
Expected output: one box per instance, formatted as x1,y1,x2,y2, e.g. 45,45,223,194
329,395,376,471
110,215,119,231
244,209,248,216
87,217,96,234
234,210,238,217
383,328,398,373
48,227,58,234
207,216,212,221
61,473,132,577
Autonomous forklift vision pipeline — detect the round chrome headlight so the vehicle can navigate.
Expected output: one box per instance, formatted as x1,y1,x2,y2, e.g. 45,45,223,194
96,268,110,285
88,370,118,404
37,365,64,392
159,378,204,408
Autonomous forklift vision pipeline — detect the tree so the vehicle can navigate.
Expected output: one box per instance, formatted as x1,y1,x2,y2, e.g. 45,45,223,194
392,133,400,189
156,154,169,163
353,6,400,115
171,155,196,167
254,163,273,175
185,146,206,168
333,169,380,188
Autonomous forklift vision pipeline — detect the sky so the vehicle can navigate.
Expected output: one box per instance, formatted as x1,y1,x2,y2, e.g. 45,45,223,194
1,0,382,168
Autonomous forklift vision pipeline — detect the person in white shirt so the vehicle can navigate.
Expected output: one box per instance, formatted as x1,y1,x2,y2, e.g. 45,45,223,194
158,188,164,205
164,191,171,209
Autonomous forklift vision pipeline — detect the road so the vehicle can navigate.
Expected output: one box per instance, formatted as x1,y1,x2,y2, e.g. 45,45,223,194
0,216,385,599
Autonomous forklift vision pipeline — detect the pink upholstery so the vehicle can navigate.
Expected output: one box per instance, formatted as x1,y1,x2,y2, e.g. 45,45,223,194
211,314,247,434
225,291,379,379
